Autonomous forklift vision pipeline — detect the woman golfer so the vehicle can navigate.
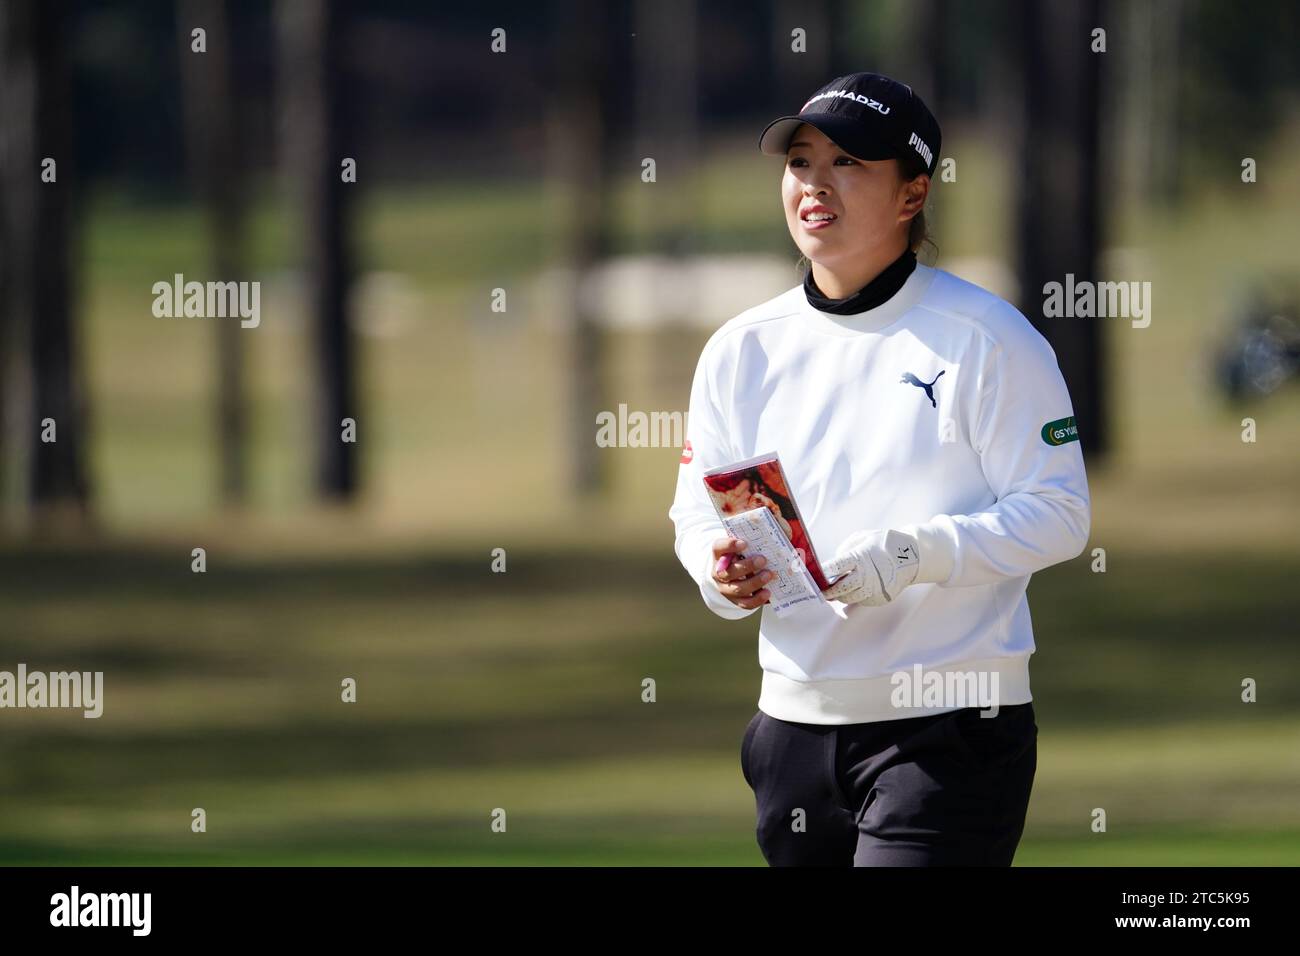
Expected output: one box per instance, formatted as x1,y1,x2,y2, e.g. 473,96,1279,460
667,72,1091,866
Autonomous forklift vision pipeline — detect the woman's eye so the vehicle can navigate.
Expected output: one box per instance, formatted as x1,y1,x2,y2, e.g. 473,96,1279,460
788,156,856,167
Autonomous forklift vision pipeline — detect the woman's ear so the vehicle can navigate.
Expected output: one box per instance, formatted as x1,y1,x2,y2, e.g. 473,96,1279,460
899,173,930,222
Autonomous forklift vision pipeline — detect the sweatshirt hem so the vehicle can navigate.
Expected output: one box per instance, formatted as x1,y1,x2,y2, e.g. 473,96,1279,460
757,653,1032,724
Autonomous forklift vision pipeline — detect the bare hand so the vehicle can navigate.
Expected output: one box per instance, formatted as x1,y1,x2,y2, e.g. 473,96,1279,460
710,537,774,610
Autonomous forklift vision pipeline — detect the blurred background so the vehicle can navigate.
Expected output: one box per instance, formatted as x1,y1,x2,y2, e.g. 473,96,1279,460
0,0,1297,865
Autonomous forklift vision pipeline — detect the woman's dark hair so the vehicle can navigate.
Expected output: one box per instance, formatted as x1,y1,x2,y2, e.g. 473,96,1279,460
795,153,937,273
895,151,937,262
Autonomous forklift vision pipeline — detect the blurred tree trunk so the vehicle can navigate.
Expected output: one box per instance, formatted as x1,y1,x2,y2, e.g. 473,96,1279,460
179,0,249,505
1012,0,1108,461
902,0,949,117
545,0,619,498
277,0,358,500
1148,0,1184,207
773,0,831,108
635,0,701,404
0,0,89,528
0,10,14,523
634,0,697,259
1119,0,1184,209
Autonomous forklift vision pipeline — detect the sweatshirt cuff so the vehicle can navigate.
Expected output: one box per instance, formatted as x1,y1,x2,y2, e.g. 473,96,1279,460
895,518,956,586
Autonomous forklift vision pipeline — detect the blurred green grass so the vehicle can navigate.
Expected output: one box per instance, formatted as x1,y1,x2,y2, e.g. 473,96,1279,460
1,540,1297,865
2,130,1298,864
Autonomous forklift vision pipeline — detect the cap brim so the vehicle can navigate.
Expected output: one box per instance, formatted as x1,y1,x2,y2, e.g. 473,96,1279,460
757,112,899,162
757,116,806,154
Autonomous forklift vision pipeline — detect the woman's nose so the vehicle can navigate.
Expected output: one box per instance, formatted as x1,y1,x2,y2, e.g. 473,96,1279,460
802,174,830,194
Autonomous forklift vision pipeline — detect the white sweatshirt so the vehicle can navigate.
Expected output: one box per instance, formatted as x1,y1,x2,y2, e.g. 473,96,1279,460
667,262,1091,724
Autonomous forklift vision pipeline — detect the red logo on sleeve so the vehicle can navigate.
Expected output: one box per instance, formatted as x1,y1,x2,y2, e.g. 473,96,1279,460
679,438,693,464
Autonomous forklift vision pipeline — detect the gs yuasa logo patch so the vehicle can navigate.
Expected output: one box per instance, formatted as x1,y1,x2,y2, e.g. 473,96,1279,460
1041,416,1079,446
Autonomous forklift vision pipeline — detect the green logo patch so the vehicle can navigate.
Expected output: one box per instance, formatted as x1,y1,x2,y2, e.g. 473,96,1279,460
1041,416,1079,446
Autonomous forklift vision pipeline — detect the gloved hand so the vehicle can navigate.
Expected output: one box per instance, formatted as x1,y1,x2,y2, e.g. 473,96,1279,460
821,529,922,606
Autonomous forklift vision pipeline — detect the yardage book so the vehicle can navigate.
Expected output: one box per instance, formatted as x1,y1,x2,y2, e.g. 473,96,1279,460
701,450,846,617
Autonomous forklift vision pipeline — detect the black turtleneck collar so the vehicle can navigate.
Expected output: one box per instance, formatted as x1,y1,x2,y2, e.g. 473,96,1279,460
803,247,917,315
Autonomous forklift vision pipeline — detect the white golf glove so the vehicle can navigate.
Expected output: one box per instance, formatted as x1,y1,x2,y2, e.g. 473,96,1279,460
821,529,922,606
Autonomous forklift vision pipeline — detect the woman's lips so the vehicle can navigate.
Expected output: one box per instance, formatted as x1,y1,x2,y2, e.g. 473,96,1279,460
801,214,838,231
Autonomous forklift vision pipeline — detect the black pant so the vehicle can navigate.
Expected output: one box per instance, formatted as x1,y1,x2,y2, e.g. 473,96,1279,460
740,702,1037,866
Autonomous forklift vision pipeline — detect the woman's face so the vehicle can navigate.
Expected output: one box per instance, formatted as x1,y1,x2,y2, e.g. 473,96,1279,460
781,122,915,268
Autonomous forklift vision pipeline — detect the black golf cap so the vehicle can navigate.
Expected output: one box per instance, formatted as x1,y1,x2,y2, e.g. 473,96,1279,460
758,72,942,178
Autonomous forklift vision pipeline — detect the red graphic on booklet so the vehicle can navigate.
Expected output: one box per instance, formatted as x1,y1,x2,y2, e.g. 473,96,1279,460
701,451,840,591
